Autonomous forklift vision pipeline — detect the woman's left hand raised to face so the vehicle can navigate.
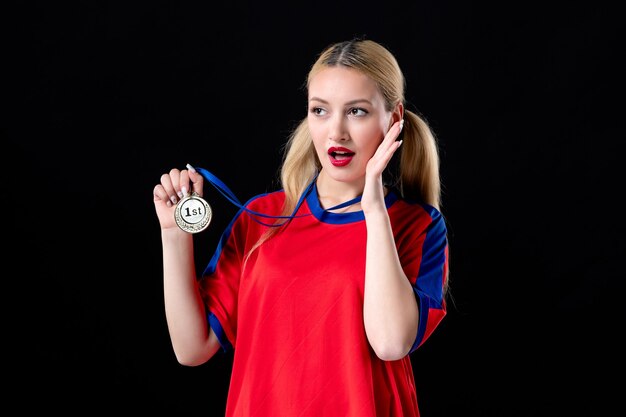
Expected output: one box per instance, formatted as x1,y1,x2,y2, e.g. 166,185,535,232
361,119,404,213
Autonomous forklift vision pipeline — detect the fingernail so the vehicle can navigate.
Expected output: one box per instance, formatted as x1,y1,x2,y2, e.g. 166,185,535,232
400,119,405,130
170,195,178,204
177,190,183,199
181,186,188,197
166,201,172,208
186,163,197,173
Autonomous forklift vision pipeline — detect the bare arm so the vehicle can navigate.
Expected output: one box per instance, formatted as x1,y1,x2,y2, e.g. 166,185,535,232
361,119,419,361
154,166,221,365
362,207,418,361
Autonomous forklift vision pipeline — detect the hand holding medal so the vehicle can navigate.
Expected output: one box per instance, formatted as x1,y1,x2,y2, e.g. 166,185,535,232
174,164,212,234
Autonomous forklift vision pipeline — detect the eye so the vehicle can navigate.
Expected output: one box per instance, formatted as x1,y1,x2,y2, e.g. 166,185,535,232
348,107,368,117
310,107,327,116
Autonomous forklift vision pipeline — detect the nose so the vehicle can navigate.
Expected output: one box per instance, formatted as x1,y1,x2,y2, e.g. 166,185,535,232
328,114,348,142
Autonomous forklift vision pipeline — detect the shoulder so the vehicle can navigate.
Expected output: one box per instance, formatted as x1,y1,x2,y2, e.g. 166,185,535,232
389,190,442,221
240,189,286,217
227,189,286,232
389,194,447,234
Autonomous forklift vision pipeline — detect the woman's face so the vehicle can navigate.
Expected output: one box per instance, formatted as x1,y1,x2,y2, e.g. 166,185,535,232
307,66,393,185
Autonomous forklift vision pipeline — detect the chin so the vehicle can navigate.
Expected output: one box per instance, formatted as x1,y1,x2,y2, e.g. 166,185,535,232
322,166,364,184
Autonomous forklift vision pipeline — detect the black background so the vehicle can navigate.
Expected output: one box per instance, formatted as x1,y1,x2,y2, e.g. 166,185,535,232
7,1,624,415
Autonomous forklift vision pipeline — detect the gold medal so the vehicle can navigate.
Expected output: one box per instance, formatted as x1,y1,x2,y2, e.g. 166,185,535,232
174,192,212,234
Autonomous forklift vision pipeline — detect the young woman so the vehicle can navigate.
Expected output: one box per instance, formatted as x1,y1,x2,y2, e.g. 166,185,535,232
153,38,449,417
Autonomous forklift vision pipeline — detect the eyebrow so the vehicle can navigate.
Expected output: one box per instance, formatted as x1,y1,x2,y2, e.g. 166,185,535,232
308,97,373,106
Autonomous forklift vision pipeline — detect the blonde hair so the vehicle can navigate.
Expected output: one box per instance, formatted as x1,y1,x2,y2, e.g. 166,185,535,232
247,39,443,257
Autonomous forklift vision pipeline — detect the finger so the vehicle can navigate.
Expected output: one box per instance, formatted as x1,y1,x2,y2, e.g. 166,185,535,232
163,169,181,205
385,119,404,144
384,138,403,161
153,184,174,207
179,169,190,197
369,139,402,176
383,140,402,162
186,164,204,197
373,120,404,159
159,172,179,206
153,184,165,201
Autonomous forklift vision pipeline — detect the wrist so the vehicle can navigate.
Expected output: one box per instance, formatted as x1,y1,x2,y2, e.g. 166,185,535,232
363,205,389,220
161,227,193,243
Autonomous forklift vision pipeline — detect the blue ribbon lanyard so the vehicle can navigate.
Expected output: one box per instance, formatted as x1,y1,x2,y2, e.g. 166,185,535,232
195,166,361,227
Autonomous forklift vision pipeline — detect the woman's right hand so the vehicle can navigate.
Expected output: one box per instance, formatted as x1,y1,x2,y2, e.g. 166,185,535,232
153,165,205,230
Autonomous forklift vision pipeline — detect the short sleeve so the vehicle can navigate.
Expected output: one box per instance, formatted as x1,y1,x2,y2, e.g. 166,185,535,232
198,209,248,352
403,205,449,353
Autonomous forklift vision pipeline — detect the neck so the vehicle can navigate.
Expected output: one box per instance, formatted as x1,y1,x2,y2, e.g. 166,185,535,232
315,170,364,212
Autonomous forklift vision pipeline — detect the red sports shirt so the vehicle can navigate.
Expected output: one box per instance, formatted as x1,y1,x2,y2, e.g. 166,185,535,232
200,182,448,416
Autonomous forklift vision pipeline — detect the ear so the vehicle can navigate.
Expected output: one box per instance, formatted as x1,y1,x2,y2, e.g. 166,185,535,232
389,102,405,127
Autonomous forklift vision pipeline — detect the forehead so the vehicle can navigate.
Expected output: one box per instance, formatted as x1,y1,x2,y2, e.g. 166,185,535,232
308,67,381,102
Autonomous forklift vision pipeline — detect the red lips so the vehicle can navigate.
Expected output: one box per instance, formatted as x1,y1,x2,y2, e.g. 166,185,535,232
327,146,355,167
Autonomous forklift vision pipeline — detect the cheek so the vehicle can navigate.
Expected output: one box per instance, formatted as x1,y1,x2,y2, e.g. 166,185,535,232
307,119,323,140
356,127,385,155
308,119,327,154
307,113,322,133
